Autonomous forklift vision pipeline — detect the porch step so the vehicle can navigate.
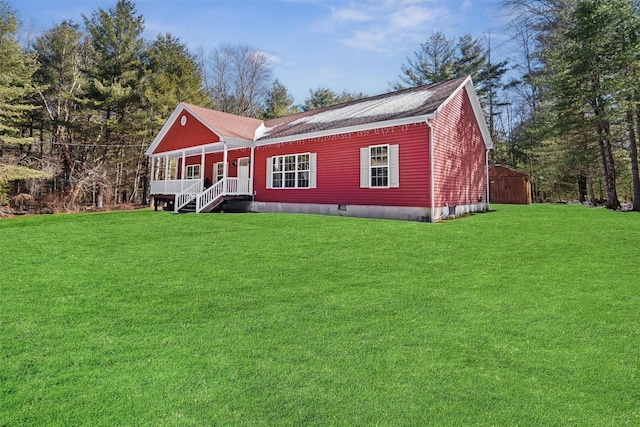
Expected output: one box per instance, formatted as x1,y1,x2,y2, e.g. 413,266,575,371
177,199,197,213
176,195,252,214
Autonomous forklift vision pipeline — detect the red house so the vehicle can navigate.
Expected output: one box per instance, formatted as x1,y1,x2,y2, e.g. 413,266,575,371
146,76,493,222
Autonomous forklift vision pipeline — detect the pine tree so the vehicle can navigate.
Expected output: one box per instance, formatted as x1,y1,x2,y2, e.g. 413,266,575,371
301,87,366,111
0,1,38,147
262,79,297,119
453,35,486,82
145,33,209,122
543,0,640,209
83,0,145,124
0,1,47,204
139,32,208,204
302,88,337,111
394,31,456,89
82,0,146,206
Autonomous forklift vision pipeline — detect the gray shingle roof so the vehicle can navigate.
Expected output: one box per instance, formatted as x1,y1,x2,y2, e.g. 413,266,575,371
260,77,467,141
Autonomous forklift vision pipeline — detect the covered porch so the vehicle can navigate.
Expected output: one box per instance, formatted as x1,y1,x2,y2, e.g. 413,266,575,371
150,140,254,213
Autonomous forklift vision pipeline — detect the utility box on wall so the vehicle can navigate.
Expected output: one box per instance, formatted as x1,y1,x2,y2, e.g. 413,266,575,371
489,164,532,205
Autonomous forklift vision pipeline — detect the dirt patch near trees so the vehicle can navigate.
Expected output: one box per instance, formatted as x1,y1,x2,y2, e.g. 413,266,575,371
0,198,151,219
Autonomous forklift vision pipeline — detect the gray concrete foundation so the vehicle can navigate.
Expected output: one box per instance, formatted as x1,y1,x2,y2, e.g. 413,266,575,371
223,200,490,222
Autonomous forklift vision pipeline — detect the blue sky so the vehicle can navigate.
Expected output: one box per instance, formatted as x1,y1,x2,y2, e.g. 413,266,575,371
13,0,507,104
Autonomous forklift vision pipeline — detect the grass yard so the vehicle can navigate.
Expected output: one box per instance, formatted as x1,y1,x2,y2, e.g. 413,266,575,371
1,204,639,426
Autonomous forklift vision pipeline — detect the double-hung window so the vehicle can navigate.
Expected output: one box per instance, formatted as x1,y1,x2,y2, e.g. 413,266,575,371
185,164,201,180
360,144,399,188
267,153,316,189
370,145,389,187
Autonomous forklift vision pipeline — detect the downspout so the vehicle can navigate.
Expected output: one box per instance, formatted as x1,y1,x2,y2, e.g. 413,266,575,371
485,149,490,209
425,118,435,223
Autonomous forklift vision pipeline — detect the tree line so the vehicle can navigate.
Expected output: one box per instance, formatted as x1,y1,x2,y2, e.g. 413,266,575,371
1,0,638,212
0,0,363,211
391,1,640,210
500,0,640,209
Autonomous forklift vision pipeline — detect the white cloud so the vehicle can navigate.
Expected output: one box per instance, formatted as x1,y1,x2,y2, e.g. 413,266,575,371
332,7,371,22
314,1,453,53
382,0,438,6
259,51,284,65
388,5,443,32
341,26,389,51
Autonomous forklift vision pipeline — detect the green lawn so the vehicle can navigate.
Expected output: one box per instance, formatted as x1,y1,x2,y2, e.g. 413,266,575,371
1,204,639,426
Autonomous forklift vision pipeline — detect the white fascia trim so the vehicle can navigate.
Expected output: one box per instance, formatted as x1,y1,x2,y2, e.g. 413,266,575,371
434,76,469,118
149,138,253,158
150,142,220,158
433,76,494,151
435,76,493,150
464,79,494,150
224,138,254,149
145,104,186,156
255,115,436,147
180,104,226,142
146,103,231,156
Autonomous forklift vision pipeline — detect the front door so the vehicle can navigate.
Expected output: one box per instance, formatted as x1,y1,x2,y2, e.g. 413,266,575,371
238,157,250,193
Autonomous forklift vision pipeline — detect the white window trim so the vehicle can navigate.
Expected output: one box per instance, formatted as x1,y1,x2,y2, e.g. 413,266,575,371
214,161,225,182
371,144,390,188
266,152,316,189
185,164,201,180
360,144,399,188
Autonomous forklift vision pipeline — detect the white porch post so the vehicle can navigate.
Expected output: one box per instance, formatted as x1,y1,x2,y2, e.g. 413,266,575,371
150,156,155,183
200,147,205,188
164,154,169,194
250,145,255,195
223,141,228,194
181,152,186,190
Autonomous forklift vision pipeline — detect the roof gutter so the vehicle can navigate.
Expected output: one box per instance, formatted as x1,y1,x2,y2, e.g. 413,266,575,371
256,114,436,146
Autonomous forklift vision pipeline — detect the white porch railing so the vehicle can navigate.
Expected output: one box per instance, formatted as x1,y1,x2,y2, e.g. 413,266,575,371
224,178,251,196
196,179,224,213
151,177,251,213
174,180,203,213
196,178,251,213
151,179,203,195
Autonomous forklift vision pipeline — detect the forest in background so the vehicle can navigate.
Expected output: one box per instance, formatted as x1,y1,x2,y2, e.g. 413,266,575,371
1,0,639,213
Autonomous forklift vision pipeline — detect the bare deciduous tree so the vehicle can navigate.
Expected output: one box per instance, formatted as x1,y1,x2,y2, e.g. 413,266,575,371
207,43,272,117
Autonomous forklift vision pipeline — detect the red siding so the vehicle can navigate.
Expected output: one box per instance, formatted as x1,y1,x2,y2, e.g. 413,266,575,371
254,124,431,207
179,148,252,183
431,87,488,207
153,110,220,154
